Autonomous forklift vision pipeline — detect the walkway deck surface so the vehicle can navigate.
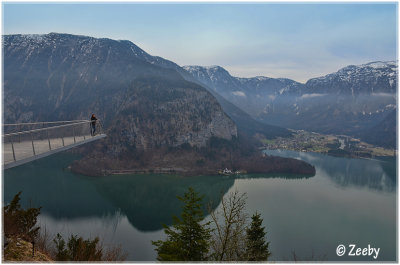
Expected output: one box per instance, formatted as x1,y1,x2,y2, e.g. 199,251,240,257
3,134,106,169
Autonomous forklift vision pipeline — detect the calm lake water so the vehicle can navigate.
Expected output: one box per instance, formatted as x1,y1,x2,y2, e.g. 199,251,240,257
3,150,397,261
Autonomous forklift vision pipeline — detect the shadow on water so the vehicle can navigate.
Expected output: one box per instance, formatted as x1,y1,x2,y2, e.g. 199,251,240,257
4,152,313,231
264,149,396,192
378,156,397,184
89,174,235,231
4,151,396,261
3,153,116,218
89,172,314,231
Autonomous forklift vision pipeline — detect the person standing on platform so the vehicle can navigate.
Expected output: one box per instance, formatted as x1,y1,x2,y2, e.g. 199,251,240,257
90,114,97,136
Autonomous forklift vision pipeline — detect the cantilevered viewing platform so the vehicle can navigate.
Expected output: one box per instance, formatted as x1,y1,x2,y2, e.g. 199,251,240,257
3,120,106,169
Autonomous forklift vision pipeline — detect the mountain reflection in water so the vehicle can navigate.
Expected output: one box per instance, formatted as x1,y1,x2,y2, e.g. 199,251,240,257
3,151,396,261
264,149,396,192
4,152,312,231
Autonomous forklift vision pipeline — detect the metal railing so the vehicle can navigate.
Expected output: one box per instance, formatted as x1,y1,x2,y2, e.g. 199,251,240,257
3,120,88,134
3,120,105,166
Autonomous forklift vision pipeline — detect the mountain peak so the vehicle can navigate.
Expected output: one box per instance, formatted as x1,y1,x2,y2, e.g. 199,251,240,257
4,32,238,151
362,61,397,69
183,65,228,74
334,60,397,74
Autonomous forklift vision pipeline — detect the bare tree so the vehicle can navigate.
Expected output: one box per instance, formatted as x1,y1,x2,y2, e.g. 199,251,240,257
209,189,248,261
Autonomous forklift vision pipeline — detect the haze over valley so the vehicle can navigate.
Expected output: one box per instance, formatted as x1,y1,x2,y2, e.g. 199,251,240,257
184,61,396,149
3,33,318,177
2,2,397,262
4,33,396,168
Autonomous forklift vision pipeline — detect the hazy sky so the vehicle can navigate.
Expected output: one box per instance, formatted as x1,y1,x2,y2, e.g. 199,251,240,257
3,3,397,82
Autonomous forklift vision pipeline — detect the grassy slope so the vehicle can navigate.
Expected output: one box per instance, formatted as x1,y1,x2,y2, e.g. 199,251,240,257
4,238,53,262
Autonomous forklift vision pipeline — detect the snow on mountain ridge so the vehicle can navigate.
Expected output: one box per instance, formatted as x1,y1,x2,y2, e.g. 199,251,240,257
310,61,397,81
363,61,397,69
305,60,397,95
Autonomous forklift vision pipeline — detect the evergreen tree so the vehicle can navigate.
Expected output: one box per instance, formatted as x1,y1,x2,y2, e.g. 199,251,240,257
244,212,271,261
4,191,41,242
152,187,211,261
53,233,103,261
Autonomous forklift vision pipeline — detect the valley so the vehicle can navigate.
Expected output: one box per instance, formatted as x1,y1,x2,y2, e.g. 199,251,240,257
2,2,397,262
2,33,316,178
184,62,397,149
259,130,396,158
3,33,396,178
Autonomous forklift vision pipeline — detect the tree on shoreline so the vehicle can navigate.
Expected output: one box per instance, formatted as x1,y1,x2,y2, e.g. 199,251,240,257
152,188,272,262
4,191,41,256
53,233,102,261
244,212,271,261
3,192,127,262
209,190,248,261
152,187,212,261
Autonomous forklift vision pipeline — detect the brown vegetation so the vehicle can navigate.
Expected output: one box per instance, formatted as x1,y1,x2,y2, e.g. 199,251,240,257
209,190,248,261
71,134,315,177
3,192,127,262
4,237,53,262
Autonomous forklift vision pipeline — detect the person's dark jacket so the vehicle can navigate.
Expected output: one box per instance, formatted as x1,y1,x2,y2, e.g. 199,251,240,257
91,116,97,125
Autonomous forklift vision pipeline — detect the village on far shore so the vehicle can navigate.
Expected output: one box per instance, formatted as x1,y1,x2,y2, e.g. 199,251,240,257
258,129,396,159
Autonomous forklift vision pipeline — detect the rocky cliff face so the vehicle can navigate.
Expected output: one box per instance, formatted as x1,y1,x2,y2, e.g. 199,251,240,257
105,77,237,155
3,33,237,152
3,33,319,177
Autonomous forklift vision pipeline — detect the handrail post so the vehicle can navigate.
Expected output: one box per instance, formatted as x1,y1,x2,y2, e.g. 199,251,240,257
73,125,76,143
11,140,16,161
31,132,36,156
47,129,51,150
98,120,103,135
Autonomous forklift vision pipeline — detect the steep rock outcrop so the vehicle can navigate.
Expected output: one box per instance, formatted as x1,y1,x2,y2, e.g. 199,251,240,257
3,33,237,153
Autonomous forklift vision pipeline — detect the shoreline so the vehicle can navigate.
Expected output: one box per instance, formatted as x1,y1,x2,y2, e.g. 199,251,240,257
71,155,317,178
70,143,317,178
262,148,396,163
261,147,396,160
92,168,316,179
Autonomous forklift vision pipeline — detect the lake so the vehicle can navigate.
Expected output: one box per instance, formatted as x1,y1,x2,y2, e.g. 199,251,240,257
3,150,396,261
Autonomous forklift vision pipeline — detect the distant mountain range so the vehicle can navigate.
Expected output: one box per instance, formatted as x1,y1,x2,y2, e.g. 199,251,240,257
4,33,317,176
3,33,237,151
3,33,289,141
184,62,397,148
3,33,396,153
